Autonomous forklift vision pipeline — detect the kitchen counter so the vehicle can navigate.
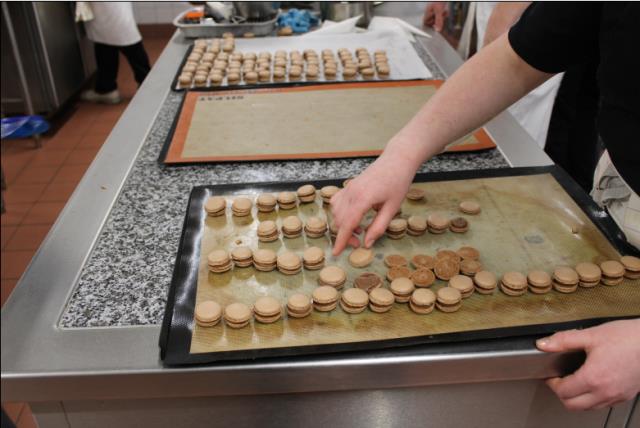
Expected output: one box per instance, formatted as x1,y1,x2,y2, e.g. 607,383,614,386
4,3,634,427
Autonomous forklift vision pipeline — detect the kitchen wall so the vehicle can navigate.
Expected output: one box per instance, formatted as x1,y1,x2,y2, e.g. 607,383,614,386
132,1,192,24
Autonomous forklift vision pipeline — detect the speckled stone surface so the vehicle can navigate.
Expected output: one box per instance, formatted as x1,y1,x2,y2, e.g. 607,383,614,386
59,45,508,328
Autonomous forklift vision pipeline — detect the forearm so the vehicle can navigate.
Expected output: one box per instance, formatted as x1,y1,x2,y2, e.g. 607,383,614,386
381,34,552,170
483,2,531,47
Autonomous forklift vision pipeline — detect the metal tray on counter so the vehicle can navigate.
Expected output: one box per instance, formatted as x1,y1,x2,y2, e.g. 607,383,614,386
173,10,277,39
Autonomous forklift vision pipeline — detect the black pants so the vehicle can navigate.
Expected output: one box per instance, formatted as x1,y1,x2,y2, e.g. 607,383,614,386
94,41,151,94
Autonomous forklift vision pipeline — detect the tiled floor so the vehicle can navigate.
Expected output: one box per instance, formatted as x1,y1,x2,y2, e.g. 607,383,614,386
1,33,169,427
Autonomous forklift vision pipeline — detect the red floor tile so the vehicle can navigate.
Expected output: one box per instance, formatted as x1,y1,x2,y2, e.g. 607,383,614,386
1,402,24,423
77,133,107,149
52,164,89,183
1,226,17,249
40,181,77,202
65,148,99,165
14,165,60,185
0,203,32,226
1,148,37,184
16,405,37,428
5,225,51,251
22,202,65,225
85,120,117,137
29,148,71,168
3,183,47,204
1,250,34,279
1,279,19,306
45,133,83,150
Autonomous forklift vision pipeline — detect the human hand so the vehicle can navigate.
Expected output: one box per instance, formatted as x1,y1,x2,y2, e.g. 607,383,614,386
330,154,415,256
423,2,449,32
536,319,640,411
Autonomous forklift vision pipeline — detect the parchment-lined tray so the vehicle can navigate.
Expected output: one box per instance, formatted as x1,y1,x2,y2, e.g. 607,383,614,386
160,81,496,164
159,166,639,366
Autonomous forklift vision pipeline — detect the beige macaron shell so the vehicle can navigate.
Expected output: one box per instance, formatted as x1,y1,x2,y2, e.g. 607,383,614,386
620,255,640,271
204,196,226,213
437,287,462,304
553,266,579,284
297,184,316,196
388,218,408,231
411,288,436,306
254,296,282,317
449,275,474,295
427,213,449,229
349,248,374,267
368,287,395,307
407,215,427,230
303,246,324,264
195,300,222,325
527,270,551,287
341,288,369,307
320,185,340,199
257,220,277,234
277,251,301,269
502,271,527,289
287,293,311,311
282,215,303,230
208,250,230,265
601,260,625,277
224,302,252,323
474,270,497,289
574,262,601,282
459,200,481,214
231,246,252,260
253,248,277,264
232,197,252,211
390,277,415,295
313,285,339,304
319,265,346,284
257,193,277,206
278,191,297,204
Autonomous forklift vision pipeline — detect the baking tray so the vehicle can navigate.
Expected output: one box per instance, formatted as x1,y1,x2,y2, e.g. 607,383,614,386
173,10,277,39
160,81,496,165
159,166,639,366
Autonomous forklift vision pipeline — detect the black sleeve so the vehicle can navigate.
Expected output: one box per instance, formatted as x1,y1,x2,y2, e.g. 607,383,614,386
508,2,602,73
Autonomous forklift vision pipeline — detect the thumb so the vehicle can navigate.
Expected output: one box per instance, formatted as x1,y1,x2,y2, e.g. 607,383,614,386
363,202,397,248
536,329,592,353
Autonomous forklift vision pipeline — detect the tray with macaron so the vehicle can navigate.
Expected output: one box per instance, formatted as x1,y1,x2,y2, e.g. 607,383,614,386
160,166,640,366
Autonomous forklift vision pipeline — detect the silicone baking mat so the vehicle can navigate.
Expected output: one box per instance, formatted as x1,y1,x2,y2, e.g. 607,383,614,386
160,166,639,366
160,81,496,164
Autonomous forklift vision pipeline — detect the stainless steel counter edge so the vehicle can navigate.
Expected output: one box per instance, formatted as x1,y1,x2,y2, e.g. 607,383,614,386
2,12,561,403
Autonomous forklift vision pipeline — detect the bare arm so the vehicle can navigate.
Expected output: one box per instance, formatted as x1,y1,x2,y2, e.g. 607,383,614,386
483,2,531,47
330,34,553,255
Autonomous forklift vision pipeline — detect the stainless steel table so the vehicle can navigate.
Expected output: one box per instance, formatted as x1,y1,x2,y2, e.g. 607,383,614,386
2,3,636,427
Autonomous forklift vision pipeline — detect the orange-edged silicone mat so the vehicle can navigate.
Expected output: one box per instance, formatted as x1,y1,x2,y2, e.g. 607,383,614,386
160,80,495,164
159,166,639,366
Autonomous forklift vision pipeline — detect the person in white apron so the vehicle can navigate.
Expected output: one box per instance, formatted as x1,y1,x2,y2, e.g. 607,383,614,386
78,2,151,104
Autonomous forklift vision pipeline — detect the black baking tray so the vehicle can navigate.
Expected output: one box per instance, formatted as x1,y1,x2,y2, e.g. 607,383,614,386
159,165,639,366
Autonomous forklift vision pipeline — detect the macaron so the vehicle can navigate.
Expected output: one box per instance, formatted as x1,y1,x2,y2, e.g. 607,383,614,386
459,200,481,215
411,254,435,270
245,71,258,84
320,185,340,204
354,272,383,293
386,266,412,282
204,196,226,217
277,191,297,210
257,220,279,242
527,270,552,294
427,213,449,234
449,217,469,233
434,257,460,281
620,256,640,279
256,193,277,213
349,248,374,268
410,268,435,288
277,250,302,275
312,285,339,312
406,187,426,201
368,287,394,313
390,277,415,303
340,288,369,314
231,197,253,217
386,218,408,239
297,184,316,203
195,300,222,327
552,266,579,293
207,249,233,273
282,215,303,238
436,287,462,312
449,274,474,298
231,246,253,267
500,271,528,296
318,265,347,289
460,259,483,276
304,216,328,238
407,215,427,236
457,246,480,260
410,288,436,314
224,302,252,328
436,250,461,262
252,248,277,272
253,296,282,324
385,254,408,268
575,262,602,288
302,246,325,270
286,293,312,318
473,270,497,294
600,260,625,286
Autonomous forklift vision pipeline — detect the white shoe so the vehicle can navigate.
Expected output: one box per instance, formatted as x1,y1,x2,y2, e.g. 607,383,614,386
80,89,122,104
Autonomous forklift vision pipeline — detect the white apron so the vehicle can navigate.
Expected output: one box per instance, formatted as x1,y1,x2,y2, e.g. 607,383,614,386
83,2,141,47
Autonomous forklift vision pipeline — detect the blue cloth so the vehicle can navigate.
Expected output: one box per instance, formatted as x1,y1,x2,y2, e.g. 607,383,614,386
277,8,319,33
1,115,49,139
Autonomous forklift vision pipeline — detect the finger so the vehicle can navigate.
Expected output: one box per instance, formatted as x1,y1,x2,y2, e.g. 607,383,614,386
333,205,367,256
348,235,361,249
363,202,397,248
546,371,591,400
434,10,445,32
560,392,601,412
423,7,434,26
536,329,592,353
354,226,362,234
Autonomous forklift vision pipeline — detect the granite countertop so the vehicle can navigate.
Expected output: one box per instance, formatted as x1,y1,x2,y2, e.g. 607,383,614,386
60,42,509,328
